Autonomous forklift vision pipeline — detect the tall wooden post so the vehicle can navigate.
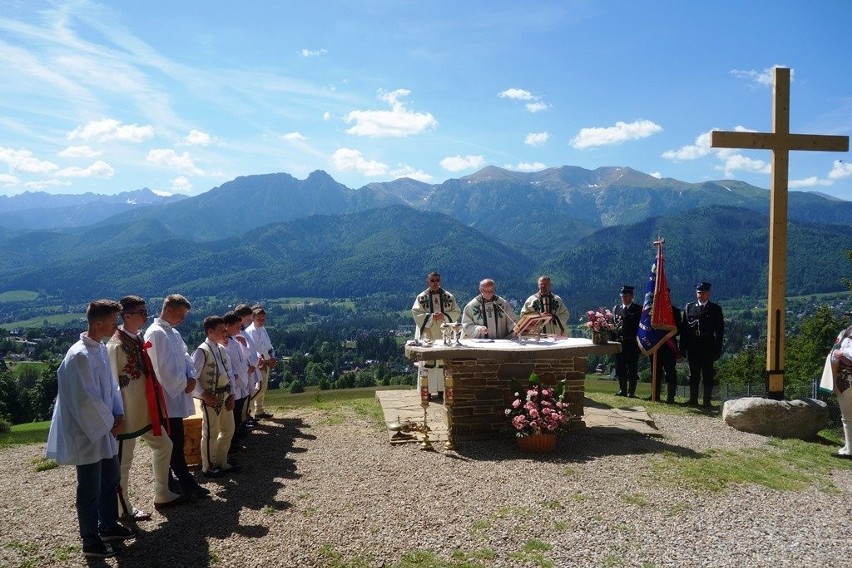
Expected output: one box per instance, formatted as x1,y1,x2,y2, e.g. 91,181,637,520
711,67,848,399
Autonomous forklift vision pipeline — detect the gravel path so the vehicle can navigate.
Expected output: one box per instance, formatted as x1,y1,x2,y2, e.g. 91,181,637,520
1,407,849,567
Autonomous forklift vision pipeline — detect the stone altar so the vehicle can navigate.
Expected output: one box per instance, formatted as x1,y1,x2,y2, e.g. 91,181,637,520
405,337,620,439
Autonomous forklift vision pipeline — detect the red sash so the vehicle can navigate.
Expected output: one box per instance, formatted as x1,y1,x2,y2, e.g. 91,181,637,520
142,340,170,436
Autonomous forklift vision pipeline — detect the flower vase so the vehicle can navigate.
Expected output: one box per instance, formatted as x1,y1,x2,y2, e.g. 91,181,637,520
592,330,608,345
516,433,557,454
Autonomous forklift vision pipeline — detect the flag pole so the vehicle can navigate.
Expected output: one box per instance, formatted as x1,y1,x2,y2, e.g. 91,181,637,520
650,236,664,403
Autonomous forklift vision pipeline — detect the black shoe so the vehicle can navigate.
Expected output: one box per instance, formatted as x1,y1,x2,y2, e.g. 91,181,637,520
154,495,186,510
99,523,137,542
702,401,712,408
256,412,273,419
192,485,211,499
626,393,636,398
666,397,675,404
686,399,699,406
168,477,182,493
614,390,626,397
832,452,852,460
203,467,224,478
82,541,118,558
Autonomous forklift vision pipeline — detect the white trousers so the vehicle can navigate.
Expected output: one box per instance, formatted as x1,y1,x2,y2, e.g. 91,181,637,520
838,386,852,455
418,363,445,394
200,406,235,472
118,428,177,514
252,368,270,414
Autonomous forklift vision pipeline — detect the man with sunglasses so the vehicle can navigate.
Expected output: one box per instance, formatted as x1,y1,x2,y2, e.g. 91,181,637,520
107,296,184,522
412,272,461,399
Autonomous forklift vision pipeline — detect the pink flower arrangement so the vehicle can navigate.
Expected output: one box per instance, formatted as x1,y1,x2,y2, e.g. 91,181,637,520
584,307,617,333
505,373,571,437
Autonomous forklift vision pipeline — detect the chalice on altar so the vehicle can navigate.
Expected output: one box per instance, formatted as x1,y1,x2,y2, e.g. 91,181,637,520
440,322,453,346
451,322,463,345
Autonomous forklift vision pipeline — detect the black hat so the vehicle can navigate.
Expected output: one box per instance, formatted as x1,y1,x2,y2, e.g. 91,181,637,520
695,282,711,292
619,285,634,295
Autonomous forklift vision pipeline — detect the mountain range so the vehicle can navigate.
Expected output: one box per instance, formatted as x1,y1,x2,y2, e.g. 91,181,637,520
0,165,849,314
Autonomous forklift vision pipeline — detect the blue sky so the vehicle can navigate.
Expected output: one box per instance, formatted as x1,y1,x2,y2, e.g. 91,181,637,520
1,0,851,199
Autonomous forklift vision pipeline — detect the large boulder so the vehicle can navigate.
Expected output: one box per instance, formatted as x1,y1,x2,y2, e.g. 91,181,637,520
722,397,828,439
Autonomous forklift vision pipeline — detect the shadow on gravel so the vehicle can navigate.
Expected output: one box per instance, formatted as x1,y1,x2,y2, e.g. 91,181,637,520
110,417,309,567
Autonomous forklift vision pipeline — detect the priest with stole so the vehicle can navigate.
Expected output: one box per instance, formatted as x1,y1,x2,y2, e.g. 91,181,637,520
462,278,516,339
412,272,461,398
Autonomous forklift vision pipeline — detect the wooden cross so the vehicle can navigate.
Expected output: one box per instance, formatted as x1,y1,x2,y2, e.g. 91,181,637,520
711,67,848,399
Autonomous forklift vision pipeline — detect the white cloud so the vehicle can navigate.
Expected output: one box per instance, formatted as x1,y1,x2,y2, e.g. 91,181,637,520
526,101,549,113
661,131,715,161
284,132,306,141
0,173,19,186
789,176,832,189
171,176,193,193
390,165,433,183
322,111,331,121
0,146,58,174
570,120,663,149
345,89,437,137
440,155,486,172
146,149,203,175
55,160,114,178
67,119,154,143
506,162,547,172
184,129,211,146
828,160,852,180
58,145,101,158
720,154,770,177
525,132,550,146
499,88,548,113
301,48,328,57
731,65,793,88
332,148,388,176
498,88,536,101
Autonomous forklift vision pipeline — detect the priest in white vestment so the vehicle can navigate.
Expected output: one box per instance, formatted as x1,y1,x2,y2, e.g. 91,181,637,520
519,276,571,336
462,278,517,339
411,272,461,397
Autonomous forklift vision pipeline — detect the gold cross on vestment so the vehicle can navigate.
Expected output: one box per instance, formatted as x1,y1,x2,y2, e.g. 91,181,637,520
711,67,848,399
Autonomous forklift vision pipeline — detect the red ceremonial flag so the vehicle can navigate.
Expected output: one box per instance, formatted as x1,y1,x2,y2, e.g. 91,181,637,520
637,239,677,355
651,244,676,329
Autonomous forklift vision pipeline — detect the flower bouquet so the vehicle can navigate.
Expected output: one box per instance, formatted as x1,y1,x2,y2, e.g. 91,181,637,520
584,307,617,344
505,373,571,452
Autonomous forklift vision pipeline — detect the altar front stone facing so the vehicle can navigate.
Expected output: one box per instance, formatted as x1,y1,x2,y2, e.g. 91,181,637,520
405,338,620,439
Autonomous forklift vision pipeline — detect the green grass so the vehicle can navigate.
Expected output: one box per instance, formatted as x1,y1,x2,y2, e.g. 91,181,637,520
0,290,39,303
0,312,84,330
0,421,51,448
7,361,49,377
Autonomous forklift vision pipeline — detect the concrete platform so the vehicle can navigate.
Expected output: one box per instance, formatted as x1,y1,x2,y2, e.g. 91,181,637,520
375,390,660,445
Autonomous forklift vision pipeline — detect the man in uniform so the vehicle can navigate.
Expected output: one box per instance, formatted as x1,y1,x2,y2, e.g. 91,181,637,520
613,285,642,397
520,275,570,336
411,271,461,398
107,296,183,522
681,282,725,408
462,278,516,340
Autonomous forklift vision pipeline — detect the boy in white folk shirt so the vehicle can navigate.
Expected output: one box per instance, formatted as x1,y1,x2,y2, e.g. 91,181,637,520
223,311,251,449
246,305,277,419
235,303,260,429
46,299,137,559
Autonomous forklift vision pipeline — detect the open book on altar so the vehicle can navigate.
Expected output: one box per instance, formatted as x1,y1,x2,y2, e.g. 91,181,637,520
514,313,553,336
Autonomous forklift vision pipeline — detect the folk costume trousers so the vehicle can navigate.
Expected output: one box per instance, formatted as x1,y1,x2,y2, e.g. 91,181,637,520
252,368,269,415
201,404,235,472
838,385,852,456
118,428,177,515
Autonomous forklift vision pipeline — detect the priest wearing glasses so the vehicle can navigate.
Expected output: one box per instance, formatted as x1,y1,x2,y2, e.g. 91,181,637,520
462,278,516,340
411,272,461,398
